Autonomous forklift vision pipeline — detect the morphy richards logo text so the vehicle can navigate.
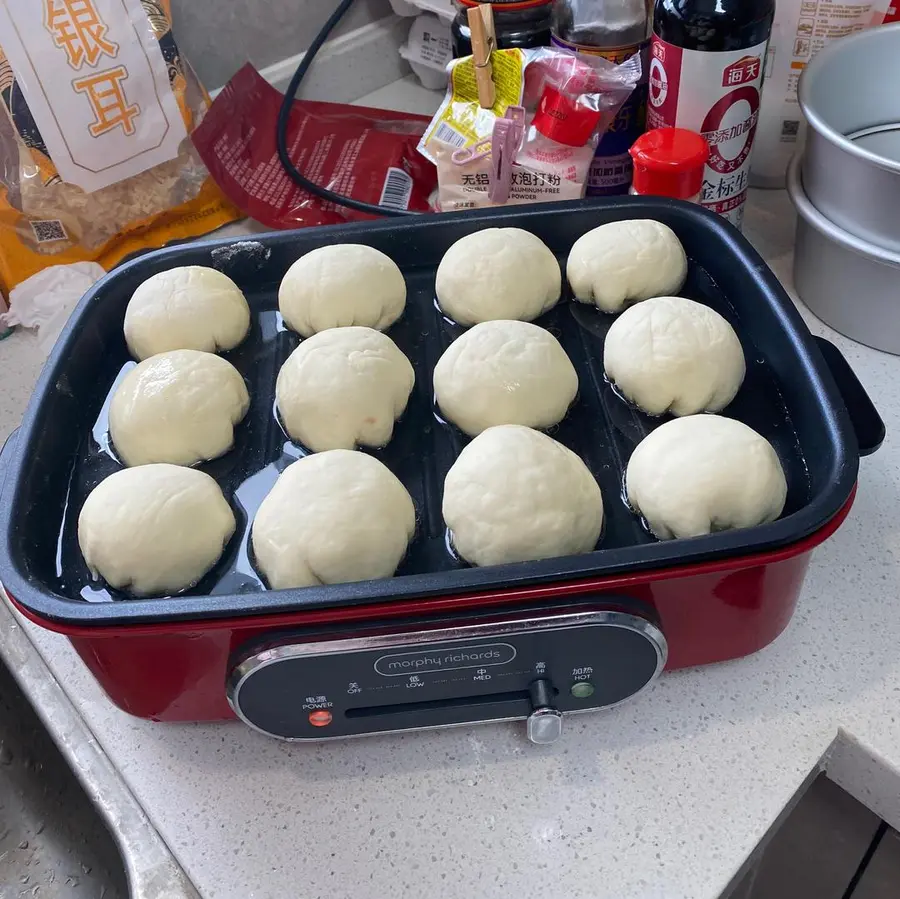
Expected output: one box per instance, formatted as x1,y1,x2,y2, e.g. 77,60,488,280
374,643,516,676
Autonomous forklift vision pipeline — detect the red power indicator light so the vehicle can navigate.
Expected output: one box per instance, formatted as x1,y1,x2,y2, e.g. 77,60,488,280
308,710,333,727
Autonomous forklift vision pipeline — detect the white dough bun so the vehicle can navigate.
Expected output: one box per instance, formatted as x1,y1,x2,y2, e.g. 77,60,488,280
567,220,688,313
124,266,250,360
278,244,406,337
433,320,577,436
435,228,561,326
276,327,414,452
626,415,787,540
442,425,603,567
251,450,416,590
78,464,235,596
109,350,250,467
604,296,745,416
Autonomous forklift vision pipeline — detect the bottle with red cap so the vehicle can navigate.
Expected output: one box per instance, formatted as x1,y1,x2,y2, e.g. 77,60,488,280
646,0,775,227
628,128,709,203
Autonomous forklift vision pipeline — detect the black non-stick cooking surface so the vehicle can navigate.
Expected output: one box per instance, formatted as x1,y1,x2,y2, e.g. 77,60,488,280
0,198,859,626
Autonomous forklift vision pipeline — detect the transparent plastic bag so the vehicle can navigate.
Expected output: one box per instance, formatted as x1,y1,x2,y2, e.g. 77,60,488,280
423,46,641,210
0,0,238,294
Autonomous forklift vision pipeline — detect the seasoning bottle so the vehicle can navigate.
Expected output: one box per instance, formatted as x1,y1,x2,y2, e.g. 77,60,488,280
550,0,651,197
451,0,554,57
647,0,775,228
628,128,709,203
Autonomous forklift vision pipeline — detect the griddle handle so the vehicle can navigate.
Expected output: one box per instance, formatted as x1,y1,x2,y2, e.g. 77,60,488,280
814,337,885,457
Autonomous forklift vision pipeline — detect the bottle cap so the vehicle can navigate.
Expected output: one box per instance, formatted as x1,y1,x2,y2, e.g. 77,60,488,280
629,128,710,199
532,86,601,147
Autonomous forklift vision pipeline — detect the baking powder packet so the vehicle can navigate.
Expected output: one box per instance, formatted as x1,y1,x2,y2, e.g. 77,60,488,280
424,46,641,211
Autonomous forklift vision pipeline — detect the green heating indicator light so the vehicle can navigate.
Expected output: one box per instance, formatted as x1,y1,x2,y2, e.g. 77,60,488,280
570,681,595,699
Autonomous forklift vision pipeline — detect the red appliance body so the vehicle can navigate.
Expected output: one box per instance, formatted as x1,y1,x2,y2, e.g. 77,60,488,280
8,495,850,722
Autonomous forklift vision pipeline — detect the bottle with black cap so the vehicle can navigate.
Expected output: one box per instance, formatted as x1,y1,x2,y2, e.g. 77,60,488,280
646,0,775,229
451,0,554,57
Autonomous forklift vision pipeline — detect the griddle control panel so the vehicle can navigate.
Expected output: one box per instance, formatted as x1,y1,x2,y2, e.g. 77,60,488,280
227,609,667,742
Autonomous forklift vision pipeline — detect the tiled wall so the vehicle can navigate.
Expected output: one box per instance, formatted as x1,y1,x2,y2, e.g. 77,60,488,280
169,0,394,92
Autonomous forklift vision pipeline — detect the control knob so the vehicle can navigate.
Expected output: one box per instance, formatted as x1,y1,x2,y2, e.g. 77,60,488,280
526,678,562,744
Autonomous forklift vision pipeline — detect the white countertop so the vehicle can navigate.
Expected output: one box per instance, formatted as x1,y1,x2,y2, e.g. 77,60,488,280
4,82,900,899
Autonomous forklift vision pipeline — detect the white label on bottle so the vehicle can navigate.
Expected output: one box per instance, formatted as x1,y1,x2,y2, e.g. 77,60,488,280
647,36,769,228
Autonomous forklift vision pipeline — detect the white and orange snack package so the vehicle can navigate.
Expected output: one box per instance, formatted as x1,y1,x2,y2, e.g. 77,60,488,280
0,0,239,295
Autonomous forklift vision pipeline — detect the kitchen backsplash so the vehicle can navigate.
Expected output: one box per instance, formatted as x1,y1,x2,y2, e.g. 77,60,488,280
170,0,394,91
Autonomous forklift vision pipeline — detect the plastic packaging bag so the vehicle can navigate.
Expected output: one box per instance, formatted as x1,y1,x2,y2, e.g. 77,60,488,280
0,0,239,295
192,64,437,229
2,261,104,354
420,46,641,211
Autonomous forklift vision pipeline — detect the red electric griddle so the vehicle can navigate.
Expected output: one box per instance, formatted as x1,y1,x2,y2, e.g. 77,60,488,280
0,198,883,743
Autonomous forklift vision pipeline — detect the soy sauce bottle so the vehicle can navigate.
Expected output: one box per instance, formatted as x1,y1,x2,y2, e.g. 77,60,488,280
647,0,775,229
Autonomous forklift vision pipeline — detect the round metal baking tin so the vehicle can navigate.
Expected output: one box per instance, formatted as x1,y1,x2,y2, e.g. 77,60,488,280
799,23,900,253
788,153,900,355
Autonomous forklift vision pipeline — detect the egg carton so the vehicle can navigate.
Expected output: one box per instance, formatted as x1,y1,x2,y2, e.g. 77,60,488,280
390,0,455,20
399,11,454,91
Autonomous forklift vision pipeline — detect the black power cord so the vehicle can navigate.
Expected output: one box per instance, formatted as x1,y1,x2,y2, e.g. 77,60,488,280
276,0,418,217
